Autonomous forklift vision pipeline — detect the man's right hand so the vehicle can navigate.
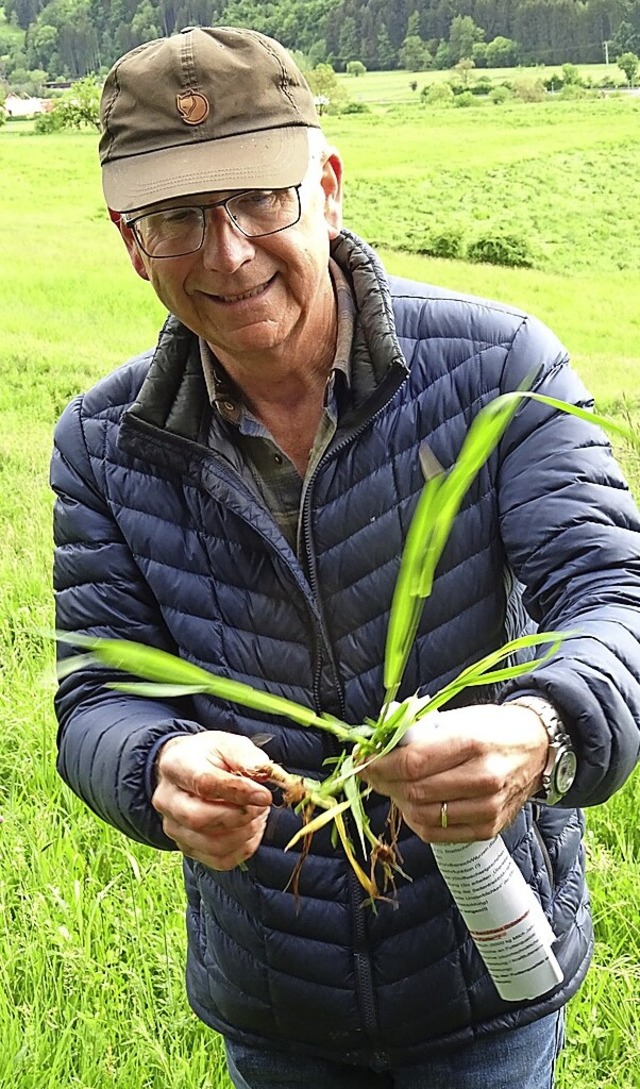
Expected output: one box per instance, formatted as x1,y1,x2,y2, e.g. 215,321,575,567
152,732,273,870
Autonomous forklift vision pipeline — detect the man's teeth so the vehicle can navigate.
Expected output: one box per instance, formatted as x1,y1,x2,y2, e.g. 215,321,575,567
218,283,267,303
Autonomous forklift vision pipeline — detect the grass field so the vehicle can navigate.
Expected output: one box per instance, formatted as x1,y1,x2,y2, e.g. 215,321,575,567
1,99,640,1087
336,62,628,102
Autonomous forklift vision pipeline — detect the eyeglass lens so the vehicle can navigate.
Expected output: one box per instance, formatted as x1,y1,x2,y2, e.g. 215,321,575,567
134,188,301,258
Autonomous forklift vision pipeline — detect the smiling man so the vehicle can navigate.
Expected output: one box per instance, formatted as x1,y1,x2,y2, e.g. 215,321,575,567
52,26,640,1089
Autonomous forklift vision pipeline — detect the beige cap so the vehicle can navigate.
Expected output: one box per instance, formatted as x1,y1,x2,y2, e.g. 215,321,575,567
99,26,321,212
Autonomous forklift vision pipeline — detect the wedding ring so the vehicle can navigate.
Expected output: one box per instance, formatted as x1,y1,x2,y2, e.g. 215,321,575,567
440,802,448,829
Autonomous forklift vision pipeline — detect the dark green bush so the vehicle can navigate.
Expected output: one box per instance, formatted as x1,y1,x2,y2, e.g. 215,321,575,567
490,85,510,104
414,228,465,259
470,76,493,95
467,232,533,268
339,100,370,114
34,108,65,134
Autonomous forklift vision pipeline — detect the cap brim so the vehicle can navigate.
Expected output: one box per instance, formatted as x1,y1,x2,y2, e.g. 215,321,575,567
102,126,311,212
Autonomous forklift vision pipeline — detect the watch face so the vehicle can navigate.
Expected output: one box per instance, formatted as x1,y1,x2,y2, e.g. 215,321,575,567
555,750,577,795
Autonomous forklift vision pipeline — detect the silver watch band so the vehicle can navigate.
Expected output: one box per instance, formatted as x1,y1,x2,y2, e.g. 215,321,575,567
511,696,577,805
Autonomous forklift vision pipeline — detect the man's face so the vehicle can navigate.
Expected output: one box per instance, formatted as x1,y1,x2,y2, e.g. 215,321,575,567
118,152,343,371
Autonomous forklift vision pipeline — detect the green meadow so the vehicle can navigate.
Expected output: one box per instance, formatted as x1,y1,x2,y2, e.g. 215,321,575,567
1,94,639,1087
336,62,627,102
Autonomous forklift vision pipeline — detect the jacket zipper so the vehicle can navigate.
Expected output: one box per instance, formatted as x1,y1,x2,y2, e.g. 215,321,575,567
300,360,409,717
299,361,409,1043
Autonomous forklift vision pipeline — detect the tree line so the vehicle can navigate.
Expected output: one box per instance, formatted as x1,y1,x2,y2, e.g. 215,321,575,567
2,0,640,88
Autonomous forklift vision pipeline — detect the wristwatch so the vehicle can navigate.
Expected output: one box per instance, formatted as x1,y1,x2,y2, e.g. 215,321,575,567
513,696,577,806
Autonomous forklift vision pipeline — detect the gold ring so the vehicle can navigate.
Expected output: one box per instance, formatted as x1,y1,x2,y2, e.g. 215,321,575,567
440,802,448,829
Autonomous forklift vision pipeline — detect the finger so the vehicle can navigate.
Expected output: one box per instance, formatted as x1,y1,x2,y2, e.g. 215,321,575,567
164,811,267,852
164,754,272,806
400,803,516,844
171,819,268,870
401,795,510,831
362,731,478,787
153,785,269,831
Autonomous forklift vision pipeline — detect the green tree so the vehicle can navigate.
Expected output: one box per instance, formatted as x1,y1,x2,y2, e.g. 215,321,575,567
485,35,519,67
376,23,396,69
448,14,484,64
38,73,101,128
338,16,359,66
4,0,45,31
452,56,474,86
612,20,640,57
306,61,345,110
27,0,99,77
561,62,581,84
398,34,431,71
434,40,451,69
130,0,160,45
406,9,420,38
346,59,366,76
471,40,487,66
28,20,57,69
618,50,639,84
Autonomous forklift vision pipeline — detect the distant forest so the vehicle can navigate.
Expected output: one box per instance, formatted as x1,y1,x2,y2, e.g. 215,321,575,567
2,0,640,85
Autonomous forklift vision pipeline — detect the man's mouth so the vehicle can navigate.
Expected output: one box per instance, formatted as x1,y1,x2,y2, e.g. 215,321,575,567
212,276,275,304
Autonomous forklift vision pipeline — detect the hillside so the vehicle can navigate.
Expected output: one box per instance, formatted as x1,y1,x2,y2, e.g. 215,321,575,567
1,0,639,86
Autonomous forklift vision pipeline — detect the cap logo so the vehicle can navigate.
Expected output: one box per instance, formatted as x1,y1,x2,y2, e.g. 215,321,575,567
176,92,210,125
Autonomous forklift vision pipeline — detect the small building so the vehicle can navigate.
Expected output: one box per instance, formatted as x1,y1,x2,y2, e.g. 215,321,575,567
3,93,51,118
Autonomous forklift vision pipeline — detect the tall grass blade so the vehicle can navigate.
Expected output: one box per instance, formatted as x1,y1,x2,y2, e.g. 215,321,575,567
56,634,352,735
520,391,640,447
383,394,520,703
383,474,444,703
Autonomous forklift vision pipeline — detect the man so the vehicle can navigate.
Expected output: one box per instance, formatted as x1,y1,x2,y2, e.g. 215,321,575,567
52,26,640,1089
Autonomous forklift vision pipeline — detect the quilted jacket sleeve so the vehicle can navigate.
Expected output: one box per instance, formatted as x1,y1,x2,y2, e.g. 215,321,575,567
497,315,640,806
52,393,203,850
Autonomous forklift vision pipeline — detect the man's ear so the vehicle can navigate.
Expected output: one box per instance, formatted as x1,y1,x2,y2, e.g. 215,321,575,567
320,151,343,240
108,207,150,281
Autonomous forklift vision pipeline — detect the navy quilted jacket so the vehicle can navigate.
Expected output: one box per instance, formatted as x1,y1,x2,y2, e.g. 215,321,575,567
52,232,640,1067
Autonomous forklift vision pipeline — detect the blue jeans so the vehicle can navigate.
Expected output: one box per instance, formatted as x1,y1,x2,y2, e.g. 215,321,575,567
225,1011,564,1089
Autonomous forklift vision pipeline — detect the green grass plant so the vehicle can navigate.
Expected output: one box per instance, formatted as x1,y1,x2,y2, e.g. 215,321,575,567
1,109,639,1087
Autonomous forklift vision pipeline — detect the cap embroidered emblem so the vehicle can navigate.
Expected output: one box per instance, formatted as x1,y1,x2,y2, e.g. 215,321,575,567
176,92,210,125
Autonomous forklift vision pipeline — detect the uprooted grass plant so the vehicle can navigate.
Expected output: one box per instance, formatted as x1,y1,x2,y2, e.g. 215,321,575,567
58,390,638,901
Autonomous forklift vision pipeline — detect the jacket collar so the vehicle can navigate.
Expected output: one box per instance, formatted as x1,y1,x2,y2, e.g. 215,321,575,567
122,231,409,446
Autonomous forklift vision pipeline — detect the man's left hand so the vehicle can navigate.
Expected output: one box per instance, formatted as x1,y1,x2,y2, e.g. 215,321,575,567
360,703,549,843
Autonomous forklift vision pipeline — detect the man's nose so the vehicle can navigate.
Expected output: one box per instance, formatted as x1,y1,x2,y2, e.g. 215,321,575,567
200,206,256,271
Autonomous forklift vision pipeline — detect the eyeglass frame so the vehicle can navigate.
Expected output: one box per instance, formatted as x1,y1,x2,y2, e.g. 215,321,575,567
122,185,303,259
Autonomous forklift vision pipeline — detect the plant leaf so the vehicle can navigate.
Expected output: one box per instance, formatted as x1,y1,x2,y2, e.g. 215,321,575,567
520,391,640,447
383,473,444,701
413,631,572,719
383,394,521,704
340,753,369,854
56,633,352,736
105,682,210,697
333,812,378,898
285,800,351,850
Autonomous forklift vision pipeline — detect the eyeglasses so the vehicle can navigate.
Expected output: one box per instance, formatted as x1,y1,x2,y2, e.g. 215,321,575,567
123,186,303,259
